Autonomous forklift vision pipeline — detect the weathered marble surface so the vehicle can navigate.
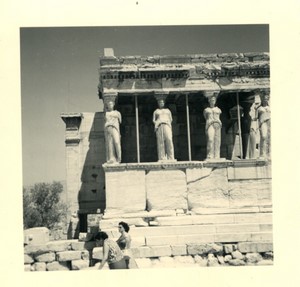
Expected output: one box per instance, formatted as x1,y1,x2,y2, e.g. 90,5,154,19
146,170,187,210
187,168,230,210
24,227,50,246
227,165,271,180
105,170,146,214
228,179,272,208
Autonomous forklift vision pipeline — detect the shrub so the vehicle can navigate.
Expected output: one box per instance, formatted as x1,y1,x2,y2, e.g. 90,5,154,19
23,181,68,230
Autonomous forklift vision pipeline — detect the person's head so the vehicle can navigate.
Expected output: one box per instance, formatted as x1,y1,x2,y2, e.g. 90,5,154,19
208,95,216,108
118,221,130,233
105,100,114,111
260,93,269,107
94,231,108,246
157,99,165,109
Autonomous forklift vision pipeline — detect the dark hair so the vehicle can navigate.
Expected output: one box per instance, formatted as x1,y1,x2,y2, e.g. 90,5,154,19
119,221,130,232
94,231,108,241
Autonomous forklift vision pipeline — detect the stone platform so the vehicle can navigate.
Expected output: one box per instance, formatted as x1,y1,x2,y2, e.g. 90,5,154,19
102,159,271,216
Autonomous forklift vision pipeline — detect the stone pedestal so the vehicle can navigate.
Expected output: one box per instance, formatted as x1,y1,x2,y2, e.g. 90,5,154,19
102,160,271,217
103,165,146,215
146,169,187,211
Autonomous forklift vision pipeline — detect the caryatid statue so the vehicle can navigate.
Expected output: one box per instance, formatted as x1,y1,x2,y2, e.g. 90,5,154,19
153,95,175,161
104,96,122,164
247,94,261,159
203,92,222,160
257,91,271,159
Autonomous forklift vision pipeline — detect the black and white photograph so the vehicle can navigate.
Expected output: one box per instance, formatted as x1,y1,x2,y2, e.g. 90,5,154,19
21,24,272,271
1,1,300,287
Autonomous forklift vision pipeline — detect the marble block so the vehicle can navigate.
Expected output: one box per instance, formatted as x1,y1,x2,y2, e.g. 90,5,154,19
146,170,187,211
24,227,50,246
227,165,272,180
228,179,271,208
187,167,230,210
105,169,146,214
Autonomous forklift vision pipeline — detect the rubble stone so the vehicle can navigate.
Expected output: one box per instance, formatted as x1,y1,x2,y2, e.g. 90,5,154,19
24,254,34,264
33,262,47,271
256,259,273,266
34,252,56,263
194,255,208,267
187,243,223,255
228,259,246,266
224,255,232,262
24,264,32,272
56,251,82,261
231,250,244,260
245,253,263,264
207,254,219,266
46,261,70,271
71,260,89,270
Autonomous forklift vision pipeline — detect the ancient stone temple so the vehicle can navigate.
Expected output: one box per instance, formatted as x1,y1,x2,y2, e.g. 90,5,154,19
61,49,272,252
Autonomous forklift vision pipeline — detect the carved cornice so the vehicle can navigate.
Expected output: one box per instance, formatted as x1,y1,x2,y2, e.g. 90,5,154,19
101,159,269,172
61,113,83,131
203,90,220,98
232,159,270,167
154,91,169,102
102,160,240,172
99,53,269,67
102,92,118,105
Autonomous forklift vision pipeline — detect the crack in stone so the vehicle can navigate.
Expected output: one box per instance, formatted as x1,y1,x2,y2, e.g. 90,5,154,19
187,169,213,185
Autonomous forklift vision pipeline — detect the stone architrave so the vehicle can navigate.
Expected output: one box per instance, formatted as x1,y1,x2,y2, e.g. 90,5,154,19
187,167,230,211
104,169,146,215
146,170,187,211
203,91,222,160
103,93,122,164
153,94,176,161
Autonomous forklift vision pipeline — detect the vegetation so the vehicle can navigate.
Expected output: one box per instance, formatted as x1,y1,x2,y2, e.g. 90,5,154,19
23,181,68,230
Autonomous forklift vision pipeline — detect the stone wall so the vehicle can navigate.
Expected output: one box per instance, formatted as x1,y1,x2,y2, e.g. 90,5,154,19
24,238,273,271
103,161,272,216
62,112,106,216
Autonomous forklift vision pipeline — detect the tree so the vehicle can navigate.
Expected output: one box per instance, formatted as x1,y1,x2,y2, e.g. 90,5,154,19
23,181,68,230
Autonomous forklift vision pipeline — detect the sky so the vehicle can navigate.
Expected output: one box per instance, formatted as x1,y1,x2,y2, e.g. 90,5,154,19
21,25,269,186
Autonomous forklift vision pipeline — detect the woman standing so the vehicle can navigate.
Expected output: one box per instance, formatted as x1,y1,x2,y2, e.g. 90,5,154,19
95,231,127,270
116,221,138,269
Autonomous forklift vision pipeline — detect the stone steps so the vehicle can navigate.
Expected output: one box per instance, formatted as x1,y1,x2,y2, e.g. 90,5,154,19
103,222,272,248
144,231,272,246
99,211,272,229
95,211,273,261
106,222,272,238
92,238,273,260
